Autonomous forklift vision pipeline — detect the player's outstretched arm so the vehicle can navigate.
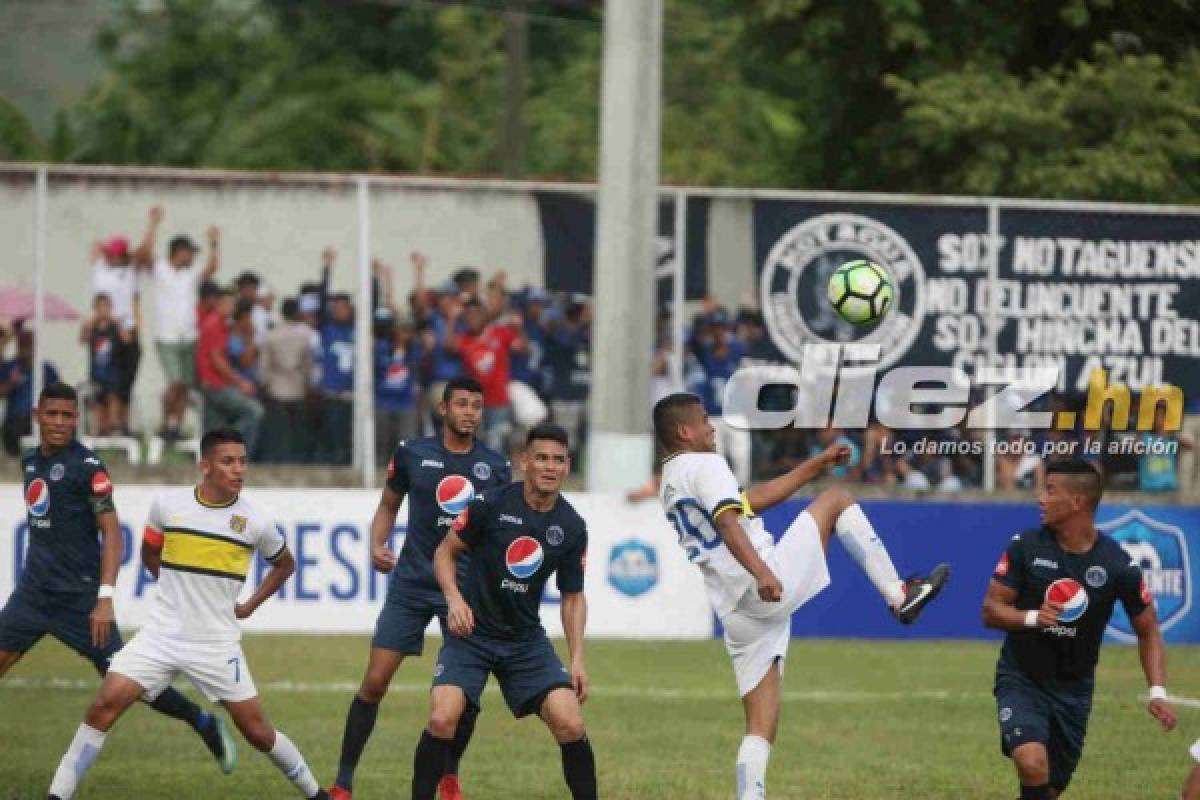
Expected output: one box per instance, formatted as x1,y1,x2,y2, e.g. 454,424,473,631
981,580,1061,631
742,443,850,515
236,548,295,619
561,592,588,704
368,486,403,573
1130,605,1177,731
434,531,474,637
712,509,781,602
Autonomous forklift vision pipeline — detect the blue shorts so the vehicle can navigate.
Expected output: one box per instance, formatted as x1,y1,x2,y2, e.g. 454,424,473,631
432,632,572,718
371,581,448,656
0,588,122,674
994,663,1093,792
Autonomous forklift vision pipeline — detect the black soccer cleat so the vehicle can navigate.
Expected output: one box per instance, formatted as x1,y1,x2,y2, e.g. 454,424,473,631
892,562,951,625
196,713,237,774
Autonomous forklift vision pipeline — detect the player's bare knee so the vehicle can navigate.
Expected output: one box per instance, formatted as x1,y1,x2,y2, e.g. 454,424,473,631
553,718,586,743
427,708,461,740
819,486,855,515
1012,745,1049,781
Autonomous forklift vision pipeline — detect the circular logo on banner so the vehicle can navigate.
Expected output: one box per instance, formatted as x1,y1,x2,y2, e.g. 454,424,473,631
49,464,65,481
759,213,926,371
546,525,565,547
435,475,475,515
1046,578,1090,624
1085,566,1108,588
472,462,492,481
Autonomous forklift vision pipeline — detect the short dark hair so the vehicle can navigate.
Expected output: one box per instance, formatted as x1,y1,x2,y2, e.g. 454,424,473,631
653,392,703,451
233,298,255,320
201,427,245,457
39,382,78,406
1046,459,1104,509
526,421,569,450
281,297,299,320
443,376,484,403
198,280,221,299
236,271,260,288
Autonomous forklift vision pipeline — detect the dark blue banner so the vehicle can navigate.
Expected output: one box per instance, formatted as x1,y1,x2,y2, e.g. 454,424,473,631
752,500,1198,643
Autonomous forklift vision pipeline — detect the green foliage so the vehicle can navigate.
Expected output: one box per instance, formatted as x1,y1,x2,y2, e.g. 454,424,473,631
888,47,1200,201
0,96,46,160
4,0,1200,201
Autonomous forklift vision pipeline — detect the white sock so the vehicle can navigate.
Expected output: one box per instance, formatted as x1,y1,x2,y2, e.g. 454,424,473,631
736,734,771,800
268,730,319,797
49,723,108,799
835,504,905,608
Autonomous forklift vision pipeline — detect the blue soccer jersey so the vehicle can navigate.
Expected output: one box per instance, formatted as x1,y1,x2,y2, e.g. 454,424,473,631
451,482,587,641
20,441,116,595
385,436,511,590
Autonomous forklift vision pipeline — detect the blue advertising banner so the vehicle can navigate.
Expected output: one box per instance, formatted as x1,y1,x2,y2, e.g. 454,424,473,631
755,500,1198,643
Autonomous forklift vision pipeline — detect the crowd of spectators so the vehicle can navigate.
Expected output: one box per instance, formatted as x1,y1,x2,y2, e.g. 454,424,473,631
0,203,1193,496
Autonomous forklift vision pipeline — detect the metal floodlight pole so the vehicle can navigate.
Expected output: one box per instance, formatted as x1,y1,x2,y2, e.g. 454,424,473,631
32,166,48,423
983,200,1000,493
586,0,664,491
354,176,376,486
672,190,686,390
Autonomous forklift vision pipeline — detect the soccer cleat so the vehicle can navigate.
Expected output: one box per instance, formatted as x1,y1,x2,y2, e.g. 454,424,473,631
892,562,951,625
438,774,465,800
328,787,352,800
310,791,331,800
198,714,237,774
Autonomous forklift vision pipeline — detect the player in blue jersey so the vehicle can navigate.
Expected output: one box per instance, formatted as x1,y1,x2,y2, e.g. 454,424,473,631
329,376,510,800
411,422,594,800
0,383,234,772
982,460,1177,799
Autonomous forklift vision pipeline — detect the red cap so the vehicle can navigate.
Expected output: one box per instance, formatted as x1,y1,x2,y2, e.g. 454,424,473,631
101,236,130,259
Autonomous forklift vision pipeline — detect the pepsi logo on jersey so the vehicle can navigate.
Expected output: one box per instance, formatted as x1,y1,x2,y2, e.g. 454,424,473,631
1046,578,1089,624
435,474,475,527
26,478,53,528
506,536,544,579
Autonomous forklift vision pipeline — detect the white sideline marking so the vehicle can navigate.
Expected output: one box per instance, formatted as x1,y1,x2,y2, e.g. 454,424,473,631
0,676,968,702
5,677,1189,708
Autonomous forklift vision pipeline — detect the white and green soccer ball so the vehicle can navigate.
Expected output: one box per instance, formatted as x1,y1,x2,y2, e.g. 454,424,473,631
827,259,895,326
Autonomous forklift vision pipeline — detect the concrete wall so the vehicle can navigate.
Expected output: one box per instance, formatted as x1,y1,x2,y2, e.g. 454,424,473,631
0,168,549,432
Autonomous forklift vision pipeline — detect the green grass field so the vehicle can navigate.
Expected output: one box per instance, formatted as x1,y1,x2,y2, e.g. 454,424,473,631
1,635,1195,799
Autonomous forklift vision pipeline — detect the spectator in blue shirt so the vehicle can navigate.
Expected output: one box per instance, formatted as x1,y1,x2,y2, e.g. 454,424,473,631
318,292,355,464
374,310,420,464
0,326,60,455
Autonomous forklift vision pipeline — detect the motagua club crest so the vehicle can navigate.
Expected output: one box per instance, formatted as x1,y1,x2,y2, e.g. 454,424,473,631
1099,509,1191,642
760,213,927,371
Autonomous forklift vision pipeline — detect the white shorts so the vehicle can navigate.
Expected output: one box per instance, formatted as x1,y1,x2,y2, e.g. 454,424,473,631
108,629,257,704
721,511,831,697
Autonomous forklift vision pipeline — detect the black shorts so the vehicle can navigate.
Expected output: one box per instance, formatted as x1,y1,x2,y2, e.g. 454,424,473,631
371,581,448,656
994,664,1094,792
433,631,571,718
0,588,121,674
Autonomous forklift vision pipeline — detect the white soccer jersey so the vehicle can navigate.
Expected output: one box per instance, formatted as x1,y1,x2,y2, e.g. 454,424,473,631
142,487,285,642
659,452,774,618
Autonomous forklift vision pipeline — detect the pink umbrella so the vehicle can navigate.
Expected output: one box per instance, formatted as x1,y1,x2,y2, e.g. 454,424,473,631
0,285,80,322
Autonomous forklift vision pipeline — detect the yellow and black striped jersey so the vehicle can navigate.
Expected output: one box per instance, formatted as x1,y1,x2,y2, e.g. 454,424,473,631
142,487,285,642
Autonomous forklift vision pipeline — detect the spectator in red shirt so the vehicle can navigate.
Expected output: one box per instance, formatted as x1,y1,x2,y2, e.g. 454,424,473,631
447,299,525,453
196,287,263,455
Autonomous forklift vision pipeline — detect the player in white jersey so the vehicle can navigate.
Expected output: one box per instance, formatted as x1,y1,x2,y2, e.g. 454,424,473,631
48,428,330,800
653,393,950,800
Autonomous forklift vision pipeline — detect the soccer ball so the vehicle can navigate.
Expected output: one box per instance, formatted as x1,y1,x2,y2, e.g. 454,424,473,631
827,260,894,325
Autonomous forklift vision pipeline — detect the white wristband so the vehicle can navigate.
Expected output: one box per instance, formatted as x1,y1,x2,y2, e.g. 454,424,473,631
1024,610,1039,628
97,584,115,600
1149,686,1168,701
